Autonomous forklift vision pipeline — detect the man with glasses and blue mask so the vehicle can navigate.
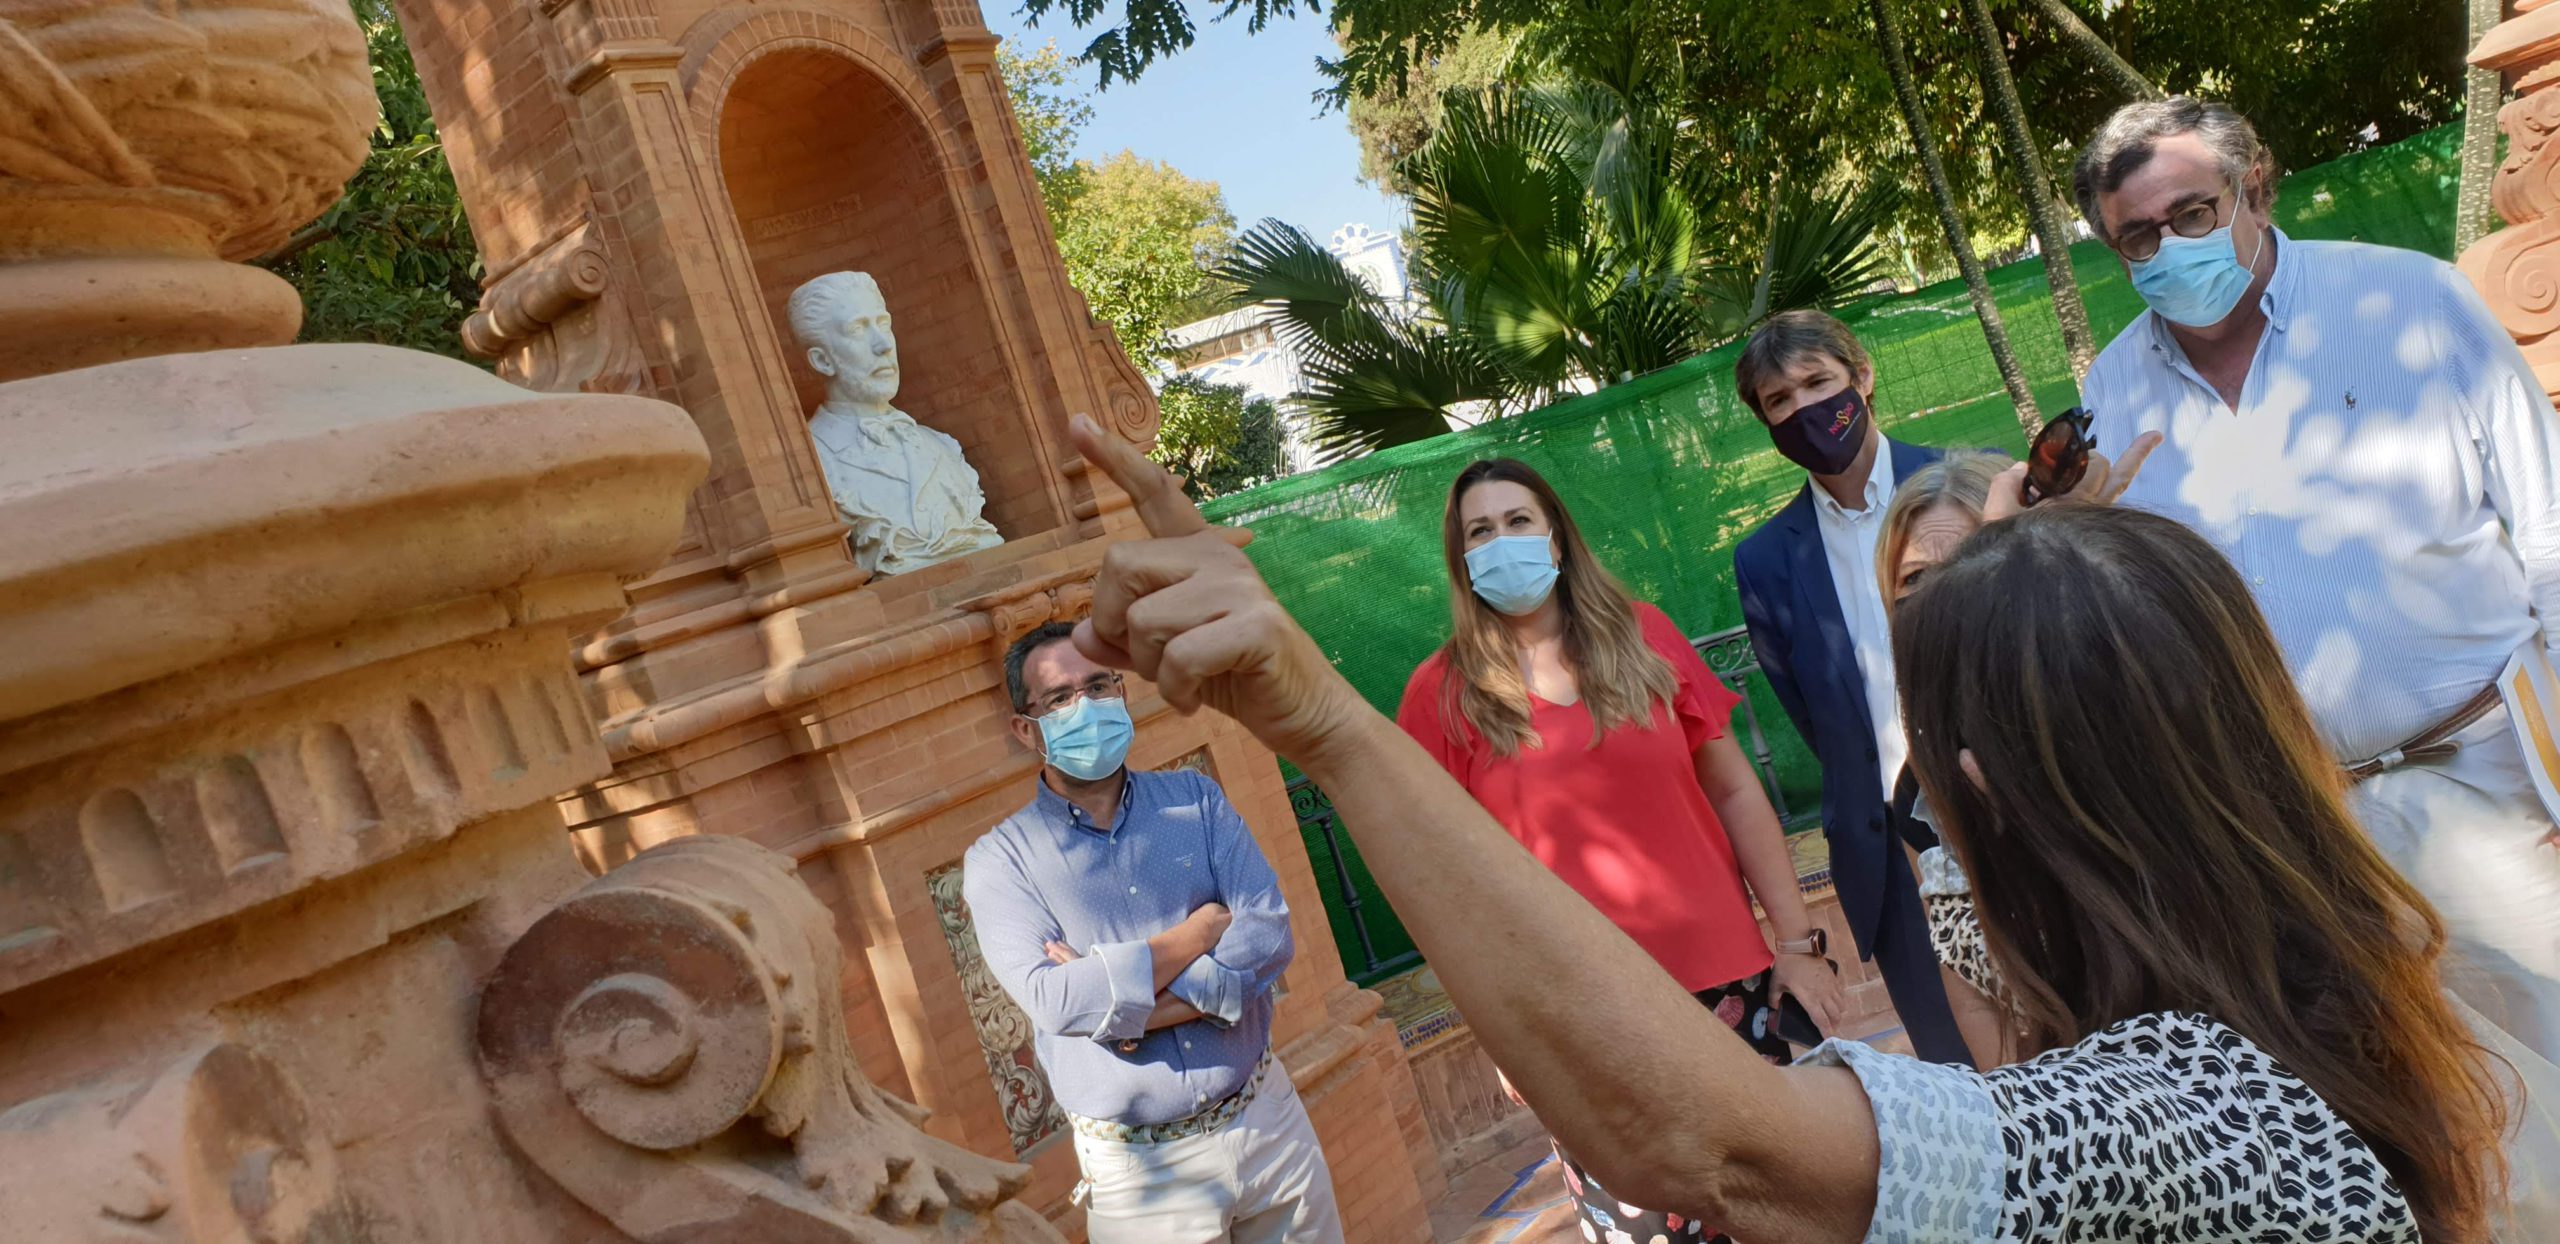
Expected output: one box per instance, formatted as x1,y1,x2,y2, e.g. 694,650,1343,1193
962,621,1339,1242
2076,97,2560,1061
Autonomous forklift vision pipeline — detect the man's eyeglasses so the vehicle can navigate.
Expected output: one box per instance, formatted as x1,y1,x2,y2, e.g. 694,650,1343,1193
2109,186,2234,262
2022,407,2095,506
1026,671,1126,717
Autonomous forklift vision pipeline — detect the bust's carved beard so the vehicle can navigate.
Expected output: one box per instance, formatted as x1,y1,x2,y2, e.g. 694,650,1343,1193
824,351,901,409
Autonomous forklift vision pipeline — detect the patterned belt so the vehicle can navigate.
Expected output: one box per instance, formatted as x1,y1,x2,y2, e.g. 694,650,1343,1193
1068,1053,1270,1145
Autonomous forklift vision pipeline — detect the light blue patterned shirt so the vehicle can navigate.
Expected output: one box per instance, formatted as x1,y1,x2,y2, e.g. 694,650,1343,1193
2088,230,2560,760
961,769,1293,1126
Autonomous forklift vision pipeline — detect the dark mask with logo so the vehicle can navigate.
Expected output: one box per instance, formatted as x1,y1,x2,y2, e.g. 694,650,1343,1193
1767,387,1871,477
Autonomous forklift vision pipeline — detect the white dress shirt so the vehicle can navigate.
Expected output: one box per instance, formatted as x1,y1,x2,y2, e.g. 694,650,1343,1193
2087,230,2560,761
1812,442,1904,797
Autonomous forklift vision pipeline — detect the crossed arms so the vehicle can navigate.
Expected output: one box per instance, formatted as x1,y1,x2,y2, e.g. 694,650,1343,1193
962,784,1295,1045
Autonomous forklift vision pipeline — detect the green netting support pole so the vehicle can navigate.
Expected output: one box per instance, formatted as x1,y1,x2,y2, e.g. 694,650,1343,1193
1869,0,2043,439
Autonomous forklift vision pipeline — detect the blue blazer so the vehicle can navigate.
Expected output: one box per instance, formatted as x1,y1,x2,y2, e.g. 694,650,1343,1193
1732,438,1943,958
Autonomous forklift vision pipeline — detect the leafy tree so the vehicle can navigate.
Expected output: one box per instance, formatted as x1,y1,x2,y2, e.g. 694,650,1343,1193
1052,152,1238,366
259,0,480,361
999,42,1238,369
1341,27,1515,195
2020,0,2160,102
1150,373,1289,498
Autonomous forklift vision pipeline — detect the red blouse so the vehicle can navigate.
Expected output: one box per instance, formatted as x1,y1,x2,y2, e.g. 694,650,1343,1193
1395,603,1770,992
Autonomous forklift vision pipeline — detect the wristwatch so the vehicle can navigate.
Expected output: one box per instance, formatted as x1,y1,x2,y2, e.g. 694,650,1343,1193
1774,928,1827,957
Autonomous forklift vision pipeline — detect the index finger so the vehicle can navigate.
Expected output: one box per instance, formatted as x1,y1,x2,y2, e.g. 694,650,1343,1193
1071,413,1210,538
2101,431,2164,503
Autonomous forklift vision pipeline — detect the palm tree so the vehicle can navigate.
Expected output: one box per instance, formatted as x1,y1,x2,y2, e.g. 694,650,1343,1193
2022,0,2161,103
1215,83,1898,462
1868,0,2041,440
2458,0,2507,254
1960,0,2096,381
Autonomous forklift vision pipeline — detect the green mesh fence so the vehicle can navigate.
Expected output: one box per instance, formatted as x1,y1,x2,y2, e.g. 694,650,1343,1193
1205,121,2466,985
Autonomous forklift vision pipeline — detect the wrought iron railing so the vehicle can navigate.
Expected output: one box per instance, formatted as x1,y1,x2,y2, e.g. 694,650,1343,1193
1691,624,1822,831
1287,773,1422,985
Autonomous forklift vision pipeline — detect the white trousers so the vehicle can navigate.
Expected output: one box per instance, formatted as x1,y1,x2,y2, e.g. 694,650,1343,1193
1072,1065,1344,1244
2350,709,2560,1060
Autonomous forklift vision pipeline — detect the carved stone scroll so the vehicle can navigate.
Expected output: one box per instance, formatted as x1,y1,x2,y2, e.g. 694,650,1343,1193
478,834,1065,1243
464,223,613,359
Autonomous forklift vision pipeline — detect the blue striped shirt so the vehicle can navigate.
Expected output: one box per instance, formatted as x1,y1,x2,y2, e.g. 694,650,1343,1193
961,769,1294,1126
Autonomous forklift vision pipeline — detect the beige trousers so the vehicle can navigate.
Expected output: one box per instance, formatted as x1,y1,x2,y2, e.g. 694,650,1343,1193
1071,1064,1344,1244
2349,708,2560,1060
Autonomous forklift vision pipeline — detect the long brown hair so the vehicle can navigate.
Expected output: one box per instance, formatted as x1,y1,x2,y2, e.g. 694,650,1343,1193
1433,459,1676,756
1894,505,2506,1242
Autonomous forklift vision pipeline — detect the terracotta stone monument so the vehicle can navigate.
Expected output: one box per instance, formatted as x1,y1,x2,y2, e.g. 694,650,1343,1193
393,0,1443,1235
0,1,1073,1239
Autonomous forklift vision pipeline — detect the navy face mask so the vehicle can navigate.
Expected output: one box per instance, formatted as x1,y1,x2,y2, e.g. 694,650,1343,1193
1769,387,1871,477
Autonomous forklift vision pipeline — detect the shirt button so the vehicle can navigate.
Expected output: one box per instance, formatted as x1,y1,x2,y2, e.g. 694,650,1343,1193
2246,506,2258,516
1182,1039,1192,1050
2254,575,2268,586
1128,886,1138,894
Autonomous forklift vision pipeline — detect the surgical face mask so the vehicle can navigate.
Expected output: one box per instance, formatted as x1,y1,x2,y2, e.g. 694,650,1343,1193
2129,221,2265,327
1768,386,1870,477
1464,535,1561,616
1029,694,1134,782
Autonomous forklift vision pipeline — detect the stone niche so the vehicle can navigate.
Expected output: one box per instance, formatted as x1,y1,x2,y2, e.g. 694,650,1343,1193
393,0,1448,1236
718,48,1044,543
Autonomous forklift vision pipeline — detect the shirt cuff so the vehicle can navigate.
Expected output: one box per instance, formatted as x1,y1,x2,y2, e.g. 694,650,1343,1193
1166,955,1241,1027
1086,940,1156,1043
1801,1039,2005,1244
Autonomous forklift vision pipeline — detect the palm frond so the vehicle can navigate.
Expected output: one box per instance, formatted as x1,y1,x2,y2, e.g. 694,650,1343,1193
1214,219,1397,359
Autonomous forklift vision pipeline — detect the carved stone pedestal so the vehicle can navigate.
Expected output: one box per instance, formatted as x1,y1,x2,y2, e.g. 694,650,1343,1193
0,1,1078,1236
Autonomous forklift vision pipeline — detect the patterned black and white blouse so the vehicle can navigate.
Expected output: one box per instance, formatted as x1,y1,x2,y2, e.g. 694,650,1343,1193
1807,1011,2417,1241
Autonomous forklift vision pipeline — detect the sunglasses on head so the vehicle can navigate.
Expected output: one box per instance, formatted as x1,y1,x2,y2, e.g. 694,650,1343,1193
2022,407,2096,507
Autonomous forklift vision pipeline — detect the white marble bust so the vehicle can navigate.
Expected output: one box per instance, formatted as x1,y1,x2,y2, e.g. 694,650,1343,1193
787,272,1003,576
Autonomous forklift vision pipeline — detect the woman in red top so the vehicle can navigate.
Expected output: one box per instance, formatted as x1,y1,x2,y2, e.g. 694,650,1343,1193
1396,458,1844,1243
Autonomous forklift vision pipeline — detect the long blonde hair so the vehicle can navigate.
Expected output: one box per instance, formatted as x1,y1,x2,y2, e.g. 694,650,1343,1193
1875,451,2010,610
1433,459,1676,757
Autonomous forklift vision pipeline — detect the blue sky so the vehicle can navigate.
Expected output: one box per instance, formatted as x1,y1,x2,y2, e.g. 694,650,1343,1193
984,5,1406,240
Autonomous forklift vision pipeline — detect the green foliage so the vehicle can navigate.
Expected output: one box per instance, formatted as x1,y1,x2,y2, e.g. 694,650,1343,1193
258,0,480,361
1150,373,1290,498
1052,152,1238,367
1218,72,1896,462
999,40,1238,370
1023,0,2461,287
2039,0,2463,169
1341,27,1516,195
1015,0,1321,88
